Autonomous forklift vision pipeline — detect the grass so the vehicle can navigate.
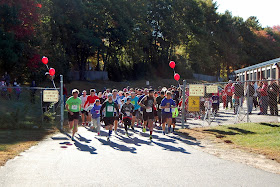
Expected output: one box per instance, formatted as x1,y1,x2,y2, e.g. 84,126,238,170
179,123,280,162
0,129,56,166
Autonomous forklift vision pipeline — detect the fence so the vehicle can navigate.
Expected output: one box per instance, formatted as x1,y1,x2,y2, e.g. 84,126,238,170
0,75,64,130
179,79,280,128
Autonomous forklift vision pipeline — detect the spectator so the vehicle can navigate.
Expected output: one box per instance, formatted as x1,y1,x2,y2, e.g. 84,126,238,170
224,80,233,109
253,81,258,110
1,77,7,97
246,82,255,114
212,93,219,115
267,79,279,116
257,79,268,115
233,79,244,114
15,83,21,100
7,83,12,100
4,72,10,85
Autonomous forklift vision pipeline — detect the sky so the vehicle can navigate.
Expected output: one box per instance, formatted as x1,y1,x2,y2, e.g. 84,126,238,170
214,0,280,27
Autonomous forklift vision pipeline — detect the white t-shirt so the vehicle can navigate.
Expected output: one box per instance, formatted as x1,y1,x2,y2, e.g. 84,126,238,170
80,95,88,110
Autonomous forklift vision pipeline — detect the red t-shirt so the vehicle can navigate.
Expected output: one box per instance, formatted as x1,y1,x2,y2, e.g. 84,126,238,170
225,83,233,96
84,95,99,108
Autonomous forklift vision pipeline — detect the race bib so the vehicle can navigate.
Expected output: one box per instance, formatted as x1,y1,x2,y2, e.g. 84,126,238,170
96,110,100,114
227,89,231,93
164,108,171,113
213,100,218,103
71,105,78,110
146,108,152,113
159,105,162,109
125,112,130,116
172,108,175,113
107,106,114,112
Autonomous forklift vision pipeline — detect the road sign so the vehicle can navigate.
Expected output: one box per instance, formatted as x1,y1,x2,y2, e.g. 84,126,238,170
189,84,205,96
206,85,218,94
188,96,200,112
43,90,59,103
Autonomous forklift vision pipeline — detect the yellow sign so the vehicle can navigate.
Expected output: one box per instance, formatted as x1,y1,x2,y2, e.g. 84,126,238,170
189,84,205,96
206,85,218,94
188,96,200,112
43,90,59,103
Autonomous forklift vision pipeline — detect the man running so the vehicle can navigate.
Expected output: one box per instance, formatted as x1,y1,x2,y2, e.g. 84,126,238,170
138,88,149,131
84,89,99,126
66,89,82,141
80,90,88,126
112,89,121,133
100,93,119,142
161,91,176,135
121,98,135,136
129,92,141,128
139,89,156,140
156,90,165,128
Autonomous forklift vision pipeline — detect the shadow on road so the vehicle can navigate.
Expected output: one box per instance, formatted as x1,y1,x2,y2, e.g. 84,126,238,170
152,140,191,154
74,141,97,154
95,137,137,154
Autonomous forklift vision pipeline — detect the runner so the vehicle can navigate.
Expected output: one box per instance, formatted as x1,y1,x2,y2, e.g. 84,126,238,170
171,106,179,133
84,89,99,126
138,88,149,131
156,90,165,128
80,90,88,126
65,89,82,141
121,98,135,136
90,99,102,135
139,89,156,140
100,93,119,142
112,89,121,133
129,92,141,128
161,91,176,135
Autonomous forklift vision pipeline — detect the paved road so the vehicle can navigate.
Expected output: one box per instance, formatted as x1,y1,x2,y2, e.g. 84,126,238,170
1,126,280,187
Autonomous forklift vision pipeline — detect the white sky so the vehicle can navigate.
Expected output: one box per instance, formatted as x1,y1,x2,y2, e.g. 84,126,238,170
214,0,280,27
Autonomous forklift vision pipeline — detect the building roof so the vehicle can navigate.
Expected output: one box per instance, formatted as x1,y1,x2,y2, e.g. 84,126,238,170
234,57,280,74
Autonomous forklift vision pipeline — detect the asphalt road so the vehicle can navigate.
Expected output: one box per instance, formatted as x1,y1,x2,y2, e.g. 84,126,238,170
1,126,280,187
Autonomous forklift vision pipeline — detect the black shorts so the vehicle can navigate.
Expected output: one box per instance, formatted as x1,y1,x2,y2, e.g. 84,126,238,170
162,113,172,123
123,117,132,126
81,110,88,115
103,117,115,126
157,110,162,119
143,111,154,121
68,112,80,122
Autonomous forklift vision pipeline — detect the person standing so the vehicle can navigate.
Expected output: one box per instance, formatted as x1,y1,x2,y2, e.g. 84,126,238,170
257,79,269,115
100,93,119,142
267,79,279,116
65,89,82,141
4,72,10,85
246,82,255,114
224,80,233,109
156,91,165,127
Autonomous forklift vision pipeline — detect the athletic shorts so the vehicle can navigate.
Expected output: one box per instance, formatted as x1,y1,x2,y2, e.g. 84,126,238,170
68,112,80,122
81,110,88,115
123,117,132,126
103,117,115,126
157,110,162,119
143,111,154,121
154,110,158,117
162,113,172,123
172,118,176,124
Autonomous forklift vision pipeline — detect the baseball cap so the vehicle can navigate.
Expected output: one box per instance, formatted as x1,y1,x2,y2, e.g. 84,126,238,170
72,89,79,95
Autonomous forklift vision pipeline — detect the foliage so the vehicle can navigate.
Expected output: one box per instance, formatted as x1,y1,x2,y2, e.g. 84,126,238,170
1,0,280,81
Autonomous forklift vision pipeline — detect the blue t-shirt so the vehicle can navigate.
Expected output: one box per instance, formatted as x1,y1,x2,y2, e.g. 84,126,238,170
212,95,219,105
129,96,140,110
90,104,101,119
161,98,176,114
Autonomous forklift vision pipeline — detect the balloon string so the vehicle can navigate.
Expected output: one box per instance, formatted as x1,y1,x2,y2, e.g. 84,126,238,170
173,68,181,88
45,63,56,89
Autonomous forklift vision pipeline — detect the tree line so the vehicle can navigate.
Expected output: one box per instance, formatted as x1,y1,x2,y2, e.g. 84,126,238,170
1,0,280,82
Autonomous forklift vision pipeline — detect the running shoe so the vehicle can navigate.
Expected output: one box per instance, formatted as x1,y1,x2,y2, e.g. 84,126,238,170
163,131,166,135
149,135,152,140
107,137,110,142
131,126,135,131
82,122,85,126
71,136,74,141
143,128,146,133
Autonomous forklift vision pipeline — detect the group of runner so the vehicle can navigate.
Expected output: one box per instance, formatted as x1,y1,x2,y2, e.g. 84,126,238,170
65,87,180,142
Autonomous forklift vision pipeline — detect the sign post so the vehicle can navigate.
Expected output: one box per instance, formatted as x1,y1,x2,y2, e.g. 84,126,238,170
181,80,186,129
60,75,64,131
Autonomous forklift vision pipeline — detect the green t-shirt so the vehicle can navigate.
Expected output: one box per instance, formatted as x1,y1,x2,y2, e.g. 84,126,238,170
66,96,82,112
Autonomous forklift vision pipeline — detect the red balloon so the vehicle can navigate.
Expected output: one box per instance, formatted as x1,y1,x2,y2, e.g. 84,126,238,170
169,61,175,69
42,56,48,64
174,73,180,81
49,68,55,76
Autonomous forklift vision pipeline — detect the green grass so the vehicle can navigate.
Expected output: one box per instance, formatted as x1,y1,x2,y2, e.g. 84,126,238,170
205,123,280,161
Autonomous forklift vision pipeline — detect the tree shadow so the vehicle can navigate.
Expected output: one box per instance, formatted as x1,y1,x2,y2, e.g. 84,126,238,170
228,127,255,134
260,123,280,128
95,137,137,154
152,140,191,154
203,129,239,136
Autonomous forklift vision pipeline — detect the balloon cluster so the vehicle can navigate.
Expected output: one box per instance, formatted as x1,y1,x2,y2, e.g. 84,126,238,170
169,61,180,81
42,56,56,77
